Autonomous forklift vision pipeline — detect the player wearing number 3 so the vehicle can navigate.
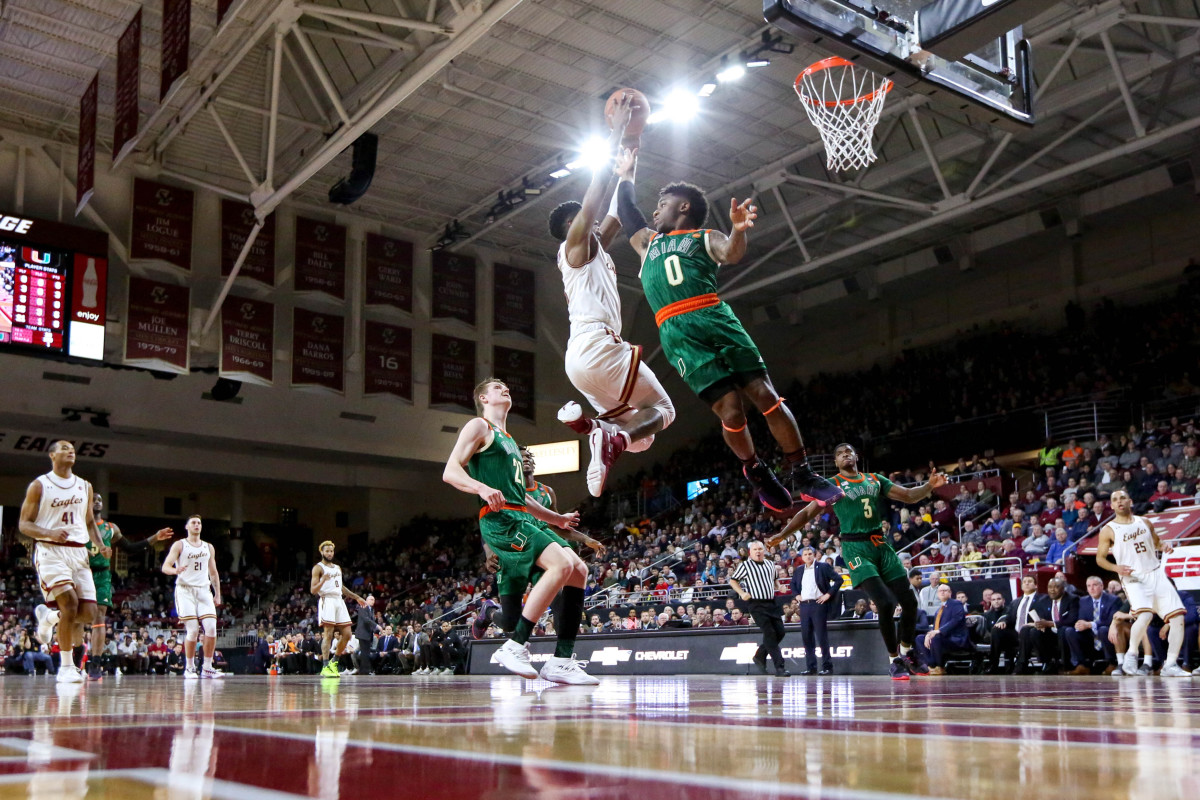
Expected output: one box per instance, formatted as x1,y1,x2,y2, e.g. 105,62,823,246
18,440,108,684
613,148,842,514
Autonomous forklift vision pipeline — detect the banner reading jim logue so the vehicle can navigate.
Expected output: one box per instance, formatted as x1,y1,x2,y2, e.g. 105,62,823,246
220,296,274,387
221,200,276,285
494,346,535,422
429,334,475,412
294,216,346,300
364,233,413,312
292,307,344,394
493,263,535,338
124,277,190,374
363,321,412,401
431,250,476,326
130,178,194,272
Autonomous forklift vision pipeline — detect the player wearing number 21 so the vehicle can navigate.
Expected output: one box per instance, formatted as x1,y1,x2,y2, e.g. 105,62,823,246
18,440,109,684
162,515,225,678
612,148,842,515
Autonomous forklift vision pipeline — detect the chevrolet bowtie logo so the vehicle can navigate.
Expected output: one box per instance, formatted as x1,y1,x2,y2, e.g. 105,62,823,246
589,646,632,667
719,642,761,664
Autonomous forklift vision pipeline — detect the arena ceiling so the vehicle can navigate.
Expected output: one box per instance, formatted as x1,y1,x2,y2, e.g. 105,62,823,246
1,0,1199,310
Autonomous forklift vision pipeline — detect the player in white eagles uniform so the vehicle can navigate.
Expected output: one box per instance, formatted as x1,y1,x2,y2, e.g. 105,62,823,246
1096,489,1193,677
549,92,674,497
162,515,225,679
311,540,367,678
18,440,108,684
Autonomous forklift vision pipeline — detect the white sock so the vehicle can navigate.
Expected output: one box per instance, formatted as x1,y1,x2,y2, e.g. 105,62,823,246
619,431,632,446
899,644,912,656
60,649,73,669
203,657,213,669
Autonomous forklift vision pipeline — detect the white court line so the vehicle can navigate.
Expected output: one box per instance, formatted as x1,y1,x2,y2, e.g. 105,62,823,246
0,768,312,800
208,723,961,800
0,737,96,761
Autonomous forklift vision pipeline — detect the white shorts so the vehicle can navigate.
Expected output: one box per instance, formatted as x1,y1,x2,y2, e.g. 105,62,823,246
33,543,96,605
319,596,351,626
175,584,217,621
1123,568,1185,621
565,327,674,452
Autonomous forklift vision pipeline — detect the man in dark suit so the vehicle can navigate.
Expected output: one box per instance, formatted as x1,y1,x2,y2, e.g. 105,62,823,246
916,584,972,675
988,575,1042,674
1018,576,1077,674
354,595,380,675
1061,575,1117,674
789,545,841,675
376,625,402,673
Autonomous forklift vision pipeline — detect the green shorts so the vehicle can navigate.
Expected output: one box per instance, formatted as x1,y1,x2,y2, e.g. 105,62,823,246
842,536,907,587
659,302,765,397
482,510,563,596
92,568,113,608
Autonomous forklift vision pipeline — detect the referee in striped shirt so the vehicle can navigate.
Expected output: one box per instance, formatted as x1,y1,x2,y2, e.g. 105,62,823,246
730,541,789,676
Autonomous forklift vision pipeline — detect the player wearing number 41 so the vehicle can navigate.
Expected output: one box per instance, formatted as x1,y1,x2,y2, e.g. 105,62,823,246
162,516,226,679
18,440,109,684
768,444,947,680
1095,489,1197,677
549,91,675,497
612,148,841,514
444,378,598,684
311,540,369,678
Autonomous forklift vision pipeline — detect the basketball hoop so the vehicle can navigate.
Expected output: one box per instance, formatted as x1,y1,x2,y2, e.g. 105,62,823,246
794,57,893,172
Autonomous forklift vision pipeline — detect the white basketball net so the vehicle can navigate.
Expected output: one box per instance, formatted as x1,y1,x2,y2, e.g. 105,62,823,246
794,58,893,172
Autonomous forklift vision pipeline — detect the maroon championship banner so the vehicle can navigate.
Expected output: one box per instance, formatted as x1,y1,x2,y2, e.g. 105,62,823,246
294,216,346,300
220,200,275,285
124,277,190,374
494,346,536,422
364,233,413,312
429,334,476,412
113,10,141,163
130,178,194,271
292,307,344,394
431,250,476,325
160,0,190,101
493,263,536,338
219,296,274,387
76,75,97,216
363,321,412,401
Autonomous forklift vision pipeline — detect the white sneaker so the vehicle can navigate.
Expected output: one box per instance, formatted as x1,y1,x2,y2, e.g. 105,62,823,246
586,427,625,498
414,667,427,675
340,669,355,676
56,666,84,684
183,668,199,680
493,640,539,679
441,667,455,675
1121,654,1139,676
1135,663,1151,677
201,667,225,679
35,605,59,645
1160,664,1192,678
538,655,600,685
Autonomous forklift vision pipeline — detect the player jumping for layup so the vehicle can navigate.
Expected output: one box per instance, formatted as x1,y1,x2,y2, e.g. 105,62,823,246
1096,489,1193,677
614,148,841,512
445,378,596,682
162,516,225,679
311,540,368,678
769,444,946,679
548,93,675,497
19,440,107,684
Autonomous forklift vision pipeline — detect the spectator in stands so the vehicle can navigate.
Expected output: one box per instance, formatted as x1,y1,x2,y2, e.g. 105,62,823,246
1045,528,1072,567
917,584,971,675
1061,439,1084,470
999,508,1025,540
1022,577,1076,674
980,509,1005,541
848,599,870,620
918,571,942,615
1001,538,1028,566
1149,480,1188,508
1037,439,1062,469
1118,441,1142,470
931,500,955,531
974,480,996,508
712,609,731,628
1023,525,1051,557
1181,444,1200,482
960,541,983,574
729,608,750,627
1021,490,1044,518
983,594,1006,629
167,643,187,675
1038,498,1062,527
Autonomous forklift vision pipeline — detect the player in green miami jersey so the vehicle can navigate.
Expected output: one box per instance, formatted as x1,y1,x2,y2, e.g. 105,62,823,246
473,448,606,643
85,493,173,679
613,147,842,514
444,378,598,684
768,444,947,680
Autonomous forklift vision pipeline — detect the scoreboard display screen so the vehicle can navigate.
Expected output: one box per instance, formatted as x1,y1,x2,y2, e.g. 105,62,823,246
0,214,107,361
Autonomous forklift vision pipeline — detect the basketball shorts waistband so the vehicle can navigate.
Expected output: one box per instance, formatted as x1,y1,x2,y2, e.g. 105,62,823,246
655,293,720,327
479,503,528,519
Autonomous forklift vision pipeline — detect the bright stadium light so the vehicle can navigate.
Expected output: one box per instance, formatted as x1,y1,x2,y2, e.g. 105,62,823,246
647,88,699,125
716,63,746,82
565,135,612,171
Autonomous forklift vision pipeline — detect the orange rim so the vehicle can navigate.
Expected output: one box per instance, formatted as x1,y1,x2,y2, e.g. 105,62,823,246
794,57,893,108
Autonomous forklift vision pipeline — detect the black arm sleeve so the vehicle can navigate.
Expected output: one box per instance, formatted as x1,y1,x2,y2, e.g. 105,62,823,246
116,535,156,552
616,180,649,238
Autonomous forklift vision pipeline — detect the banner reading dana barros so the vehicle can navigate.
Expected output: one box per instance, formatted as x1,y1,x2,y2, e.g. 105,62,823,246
124,277,190,374
292,307,344,394
219,296,274,386
429,334,475,412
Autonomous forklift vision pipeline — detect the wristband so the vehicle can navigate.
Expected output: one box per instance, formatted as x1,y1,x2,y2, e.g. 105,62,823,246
606,191,620,220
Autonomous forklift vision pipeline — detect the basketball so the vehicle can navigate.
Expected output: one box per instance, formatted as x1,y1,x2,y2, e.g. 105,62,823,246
605,88,650,137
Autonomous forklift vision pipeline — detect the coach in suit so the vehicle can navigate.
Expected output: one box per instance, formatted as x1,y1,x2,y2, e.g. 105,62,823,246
1061,575,1117,673
988,574,1043,673
1018,577,1077,674
916,584,971,674
789,546,841,675
354,595,380,675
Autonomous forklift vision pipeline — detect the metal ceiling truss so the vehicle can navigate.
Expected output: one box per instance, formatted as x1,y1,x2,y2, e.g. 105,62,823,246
719,0,1200,303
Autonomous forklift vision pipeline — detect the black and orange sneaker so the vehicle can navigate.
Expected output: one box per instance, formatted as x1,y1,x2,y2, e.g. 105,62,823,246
744,458,794,512
889,657,912,681
791,463,844,507
902,650,930,676
472,599,499,640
